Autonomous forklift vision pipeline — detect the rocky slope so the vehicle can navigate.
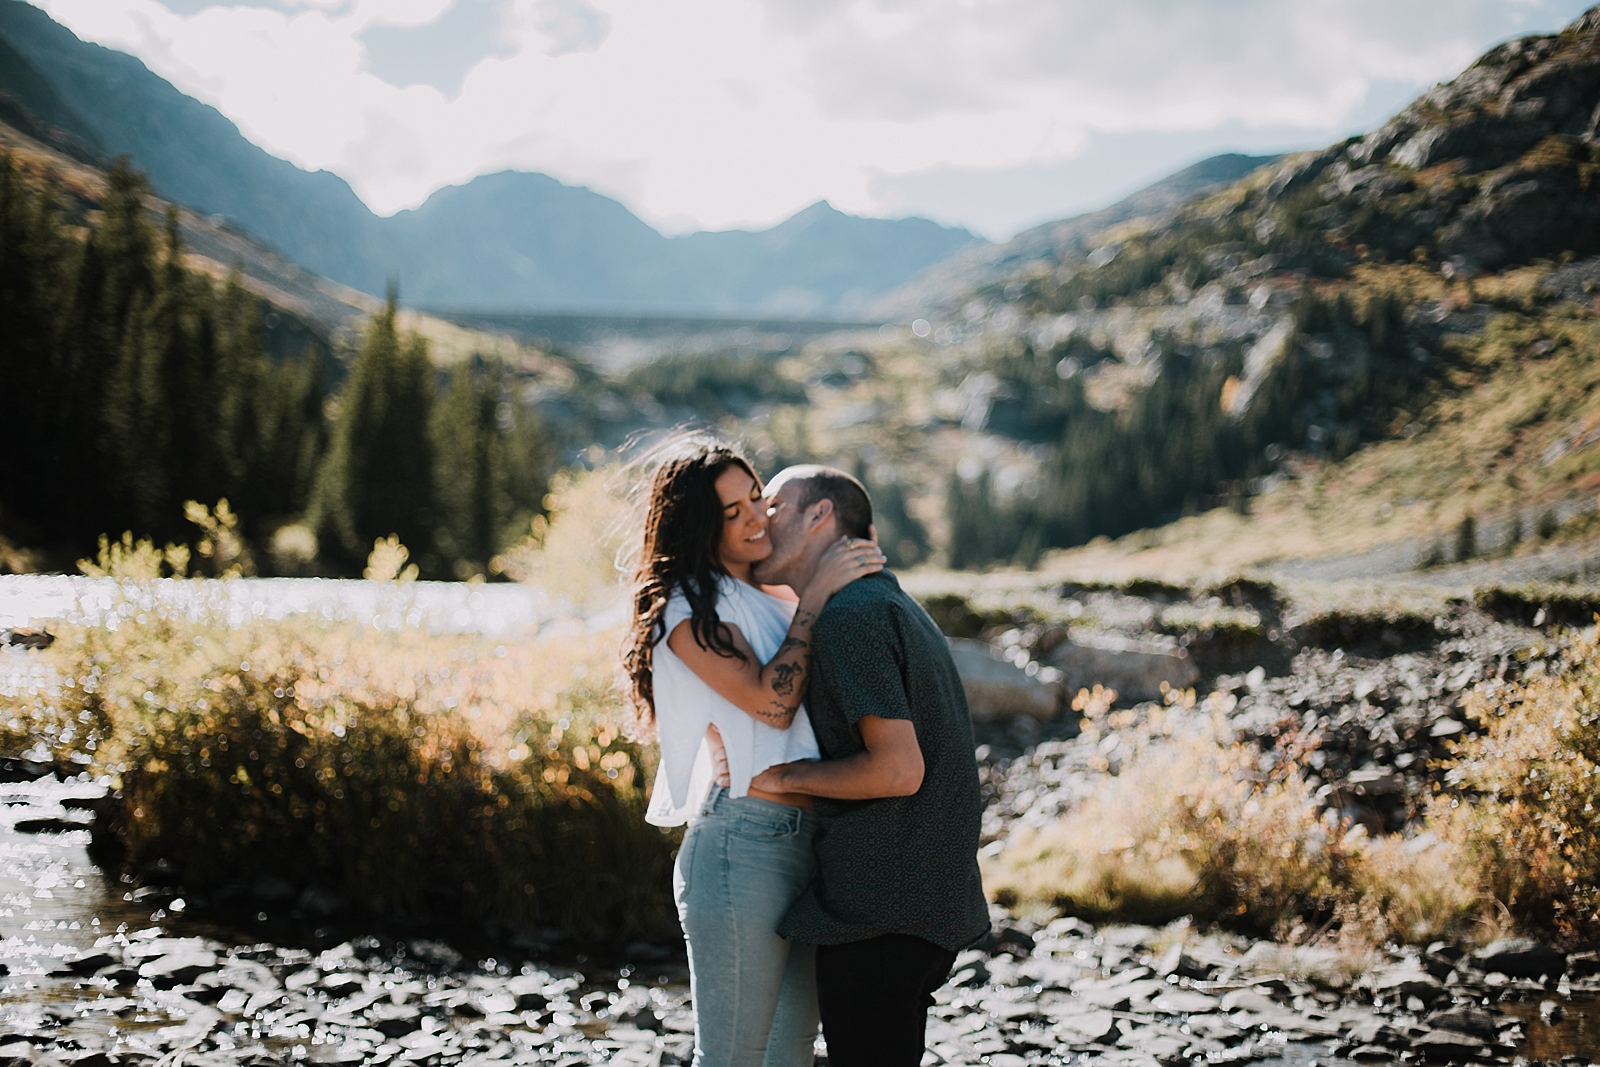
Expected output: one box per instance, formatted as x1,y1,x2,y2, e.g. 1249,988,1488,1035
871,152,1280,320
736,4,1600,571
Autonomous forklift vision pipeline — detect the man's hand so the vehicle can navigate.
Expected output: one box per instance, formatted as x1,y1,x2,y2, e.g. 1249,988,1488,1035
707,724,730,788
750,716,923,800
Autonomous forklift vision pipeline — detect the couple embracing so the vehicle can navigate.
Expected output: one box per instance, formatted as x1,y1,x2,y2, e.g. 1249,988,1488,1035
621,435,989,1067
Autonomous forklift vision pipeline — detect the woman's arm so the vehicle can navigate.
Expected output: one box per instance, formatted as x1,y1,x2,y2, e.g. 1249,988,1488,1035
666,537,883,728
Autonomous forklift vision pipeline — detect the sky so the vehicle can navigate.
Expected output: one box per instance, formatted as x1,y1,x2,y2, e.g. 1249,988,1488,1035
32,0,1600,240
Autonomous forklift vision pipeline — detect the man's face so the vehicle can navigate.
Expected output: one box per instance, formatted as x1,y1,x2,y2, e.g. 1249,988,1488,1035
752,480,808,585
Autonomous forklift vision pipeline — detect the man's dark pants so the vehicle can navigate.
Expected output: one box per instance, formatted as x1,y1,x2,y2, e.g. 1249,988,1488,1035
815,933,958,1067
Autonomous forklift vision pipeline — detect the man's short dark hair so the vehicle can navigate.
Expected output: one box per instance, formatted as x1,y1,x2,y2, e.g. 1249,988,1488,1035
788,466,873,540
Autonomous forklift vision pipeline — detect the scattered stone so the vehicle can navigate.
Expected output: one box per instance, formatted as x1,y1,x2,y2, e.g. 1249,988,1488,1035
12,816,92,834
1425,1005,1498,1039
1,628,54,650
138,948,219,989
1413,1028,1490,1060
1052,1008,1119,1044
1470,938,1566,981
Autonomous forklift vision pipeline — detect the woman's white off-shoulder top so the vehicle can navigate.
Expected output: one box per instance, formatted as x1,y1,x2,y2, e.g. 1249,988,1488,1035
645,574,820,827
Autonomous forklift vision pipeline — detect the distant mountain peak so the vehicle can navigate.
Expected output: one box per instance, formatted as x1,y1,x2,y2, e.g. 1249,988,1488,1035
0,2,978,316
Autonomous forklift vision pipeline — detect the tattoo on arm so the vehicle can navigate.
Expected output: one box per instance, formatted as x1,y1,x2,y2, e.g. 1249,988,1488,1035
775,636,808,657
771,660,803,697
756,700,792,726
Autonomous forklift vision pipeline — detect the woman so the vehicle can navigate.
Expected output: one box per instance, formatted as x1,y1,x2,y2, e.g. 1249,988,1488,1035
623,436,884,1067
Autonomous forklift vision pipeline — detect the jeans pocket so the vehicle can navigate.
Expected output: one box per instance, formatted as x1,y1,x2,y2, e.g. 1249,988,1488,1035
731,809,798,840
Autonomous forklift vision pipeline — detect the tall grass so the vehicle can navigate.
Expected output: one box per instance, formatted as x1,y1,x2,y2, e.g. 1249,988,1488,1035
986,692,1484,945
0,470,678,941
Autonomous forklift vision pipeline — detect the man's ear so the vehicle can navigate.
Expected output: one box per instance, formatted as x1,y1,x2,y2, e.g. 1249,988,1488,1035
806,498,835,533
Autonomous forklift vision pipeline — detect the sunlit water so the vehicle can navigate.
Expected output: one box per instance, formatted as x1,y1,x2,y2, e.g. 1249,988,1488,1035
0,576,559,637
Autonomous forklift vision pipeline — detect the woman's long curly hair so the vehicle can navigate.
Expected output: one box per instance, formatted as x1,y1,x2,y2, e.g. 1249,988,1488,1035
623,434,758,726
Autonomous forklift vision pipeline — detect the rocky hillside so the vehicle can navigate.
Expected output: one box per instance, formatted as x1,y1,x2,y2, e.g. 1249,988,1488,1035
871,152,1280,319
735,4,1600,572
0,0,978,316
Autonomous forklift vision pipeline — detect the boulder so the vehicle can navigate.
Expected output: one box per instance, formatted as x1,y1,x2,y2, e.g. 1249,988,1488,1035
946,639,1058,720
1049,631,1198,704
1050,1008,1118,1044
1365,959,1444,1001
1412,1029,1489,1061
138,949,218,988
1469,938,1565,980
1439,167,1600,270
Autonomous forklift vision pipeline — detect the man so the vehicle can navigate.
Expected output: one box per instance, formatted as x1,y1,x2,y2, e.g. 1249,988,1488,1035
749,465,989,1067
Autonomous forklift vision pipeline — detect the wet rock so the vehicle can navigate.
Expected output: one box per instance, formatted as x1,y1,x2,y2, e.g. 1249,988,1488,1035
1119,1026,1189,1062
1413,1028,1490,1060
1568,950,1600,977
1051,1008,1119,1043
1425,1005,1498,1039
138,949,219,989
12,816,92,834
1150,989,1219,1014
1218,988,1277,1014
1050,632,1198,704
506,974,551,1011
1365,958,1446,1002
1469,938,1566,981
1,628,53,650
1150,944,1210,981
61,951,118,976
367,1003,423,1038
947,639,1059,720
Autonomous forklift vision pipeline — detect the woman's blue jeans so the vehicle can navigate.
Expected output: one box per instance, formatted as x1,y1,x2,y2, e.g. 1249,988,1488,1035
674,786,820,1067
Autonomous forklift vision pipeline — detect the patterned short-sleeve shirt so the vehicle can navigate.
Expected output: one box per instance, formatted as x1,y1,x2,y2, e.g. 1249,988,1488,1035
777,570,991,951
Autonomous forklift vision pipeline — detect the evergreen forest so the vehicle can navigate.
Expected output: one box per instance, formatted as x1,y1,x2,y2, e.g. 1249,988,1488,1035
0,154,552,578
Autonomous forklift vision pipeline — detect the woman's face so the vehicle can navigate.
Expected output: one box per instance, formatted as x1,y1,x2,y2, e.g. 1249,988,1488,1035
713,464,771,571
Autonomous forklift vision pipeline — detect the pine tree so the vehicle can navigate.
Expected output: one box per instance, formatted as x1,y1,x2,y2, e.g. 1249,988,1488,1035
308,290,436,570
0,154,70,542
254,344,327,523
213,267,268,511
431,360,495,572
430,359,554,577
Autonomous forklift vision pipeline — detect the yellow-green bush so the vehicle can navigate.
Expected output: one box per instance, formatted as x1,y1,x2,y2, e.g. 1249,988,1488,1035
3,605,674,940
986,694,1484,943
0,471,678,941
986,698,1354,932
1429,627,1600,944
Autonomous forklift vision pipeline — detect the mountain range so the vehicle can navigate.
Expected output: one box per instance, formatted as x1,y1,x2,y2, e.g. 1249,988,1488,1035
0,0,978,317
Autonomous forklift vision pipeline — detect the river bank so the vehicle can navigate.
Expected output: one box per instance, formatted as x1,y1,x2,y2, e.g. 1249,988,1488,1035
5,767,1600,1067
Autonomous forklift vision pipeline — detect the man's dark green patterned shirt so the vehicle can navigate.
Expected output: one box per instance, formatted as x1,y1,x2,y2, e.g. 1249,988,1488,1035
777,570,990,952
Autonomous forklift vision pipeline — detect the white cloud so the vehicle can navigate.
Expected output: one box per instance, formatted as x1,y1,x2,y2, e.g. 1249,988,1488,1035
31,0,1599,238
